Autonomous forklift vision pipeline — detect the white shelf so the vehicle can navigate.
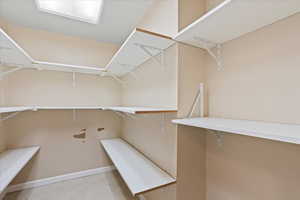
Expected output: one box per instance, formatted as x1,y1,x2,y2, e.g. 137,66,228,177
104,106,177,114
175,0,300,48
36,106,105,110
0,106,35,114
0,28,104,75
100,138,175,195
0,146,40,194
105,28,175,77
172,117,300,145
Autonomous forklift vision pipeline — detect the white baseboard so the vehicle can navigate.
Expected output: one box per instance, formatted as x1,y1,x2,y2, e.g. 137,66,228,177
7,166,115,193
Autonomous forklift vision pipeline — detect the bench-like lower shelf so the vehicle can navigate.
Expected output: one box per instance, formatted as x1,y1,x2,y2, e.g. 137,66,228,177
173,117,300,145
100,138,175,195
0,146,40,194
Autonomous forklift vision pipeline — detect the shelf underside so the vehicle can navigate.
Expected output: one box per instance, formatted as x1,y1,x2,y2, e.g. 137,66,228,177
175,0,300,48
173,117,300,144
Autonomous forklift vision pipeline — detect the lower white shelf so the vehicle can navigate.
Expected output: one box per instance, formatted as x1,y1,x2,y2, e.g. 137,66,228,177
104,107,177,114
0,146,40,194
172,117,300,145
100,138,176,195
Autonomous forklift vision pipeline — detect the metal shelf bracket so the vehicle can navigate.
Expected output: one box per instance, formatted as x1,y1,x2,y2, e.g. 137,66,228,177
0,66,22,79
135,43,165,67
0,111,21,121
194,37,223,70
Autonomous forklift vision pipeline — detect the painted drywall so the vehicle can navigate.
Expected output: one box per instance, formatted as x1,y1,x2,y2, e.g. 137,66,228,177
121,44,177,108
4,110,121,184
0,120,5,153
176,43,206,200
178,0,205,30
204,12,300,200
138,0,178,37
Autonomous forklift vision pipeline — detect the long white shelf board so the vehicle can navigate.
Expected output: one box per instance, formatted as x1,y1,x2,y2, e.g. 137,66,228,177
0,106,36,114
175,0,300,48
173,117,300,144
104,106,177,114
100,138,175,195
0,146,40,194
36,106,105,110
105,28,175,77
0,28,104,75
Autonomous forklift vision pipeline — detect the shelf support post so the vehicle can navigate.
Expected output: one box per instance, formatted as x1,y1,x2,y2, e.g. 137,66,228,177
194,37,223,70
188,83,204,118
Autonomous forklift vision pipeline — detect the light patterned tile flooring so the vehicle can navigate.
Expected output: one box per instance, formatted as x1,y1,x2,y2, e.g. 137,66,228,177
4,171,137,200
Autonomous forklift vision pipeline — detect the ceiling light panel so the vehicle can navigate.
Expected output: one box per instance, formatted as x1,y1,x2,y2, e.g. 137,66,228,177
36,0,103,24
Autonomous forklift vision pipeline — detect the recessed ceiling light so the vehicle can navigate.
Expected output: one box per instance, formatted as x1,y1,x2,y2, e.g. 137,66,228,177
35,0,103,24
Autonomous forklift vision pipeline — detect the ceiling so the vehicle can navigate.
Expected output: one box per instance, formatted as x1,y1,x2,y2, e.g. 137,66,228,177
0,0,153,44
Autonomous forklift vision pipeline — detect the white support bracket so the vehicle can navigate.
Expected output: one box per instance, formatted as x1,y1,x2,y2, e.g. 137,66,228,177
110,73,127,86
187,83,204,118
0,67,22,79
0,111,20,121
134,43,165,67
112,111,135,119
117,63,138,80
194,37,223,70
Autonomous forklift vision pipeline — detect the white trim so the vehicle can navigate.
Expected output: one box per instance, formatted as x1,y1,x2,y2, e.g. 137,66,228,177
7,166,115,193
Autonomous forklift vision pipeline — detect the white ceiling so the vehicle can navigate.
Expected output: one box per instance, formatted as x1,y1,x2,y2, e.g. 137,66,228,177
0,0,153,44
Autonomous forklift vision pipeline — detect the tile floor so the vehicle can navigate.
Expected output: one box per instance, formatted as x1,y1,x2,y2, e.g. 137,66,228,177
4,171,137,200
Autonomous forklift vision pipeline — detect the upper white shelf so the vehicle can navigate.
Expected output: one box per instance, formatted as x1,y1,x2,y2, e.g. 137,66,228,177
175,0,300,48
0,28,104,75
0,146,40,194
105,28,175,77
36,106,104,110
104,106,177,114
100,138,175,195
0,106,36,114
173,117,300,145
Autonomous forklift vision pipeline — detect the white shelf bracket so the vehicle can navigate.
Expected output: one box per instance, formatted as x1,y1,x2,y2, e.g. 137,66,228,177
109,73,127,86
187,83,204,118
0,67,22,79
135,43,165,67
194,37,223,70
118,63,138,80
0,111,21,121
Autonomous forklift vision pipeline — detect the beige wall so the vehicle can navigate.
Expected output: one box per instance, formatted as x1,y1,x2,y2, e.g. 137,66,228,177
138,0,178,37
178,0,205,30
121,44,177,108
4,110,121,184
0,120,5,153
204,12,300,200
